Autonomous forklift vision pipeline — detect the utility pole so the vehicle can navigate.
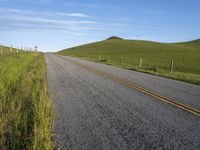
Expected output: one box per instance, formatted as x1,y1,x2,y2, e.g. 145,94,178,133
34,46,38,51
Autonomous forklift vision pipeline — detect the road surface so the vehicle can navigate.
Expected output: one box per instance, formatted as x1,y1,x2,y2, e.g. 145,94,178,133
46,54,200,150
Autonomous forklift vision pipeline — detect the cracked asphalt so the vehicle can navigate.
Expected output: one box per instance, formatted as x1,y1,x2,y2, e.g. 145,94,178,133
46,54,200,150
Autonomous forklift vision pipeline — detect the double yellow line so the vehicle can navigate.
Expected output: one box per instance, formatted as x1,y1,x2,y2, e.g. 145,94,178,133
59,55,200,117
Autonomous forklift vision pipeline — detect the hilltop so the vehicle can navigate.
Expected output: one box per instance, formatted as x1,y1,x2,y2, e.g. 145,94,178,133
106,36,124,40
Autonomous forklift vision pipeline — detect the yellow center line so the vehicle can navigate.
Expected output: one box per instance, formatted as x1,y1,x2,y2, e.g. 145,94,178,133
58,55,200,117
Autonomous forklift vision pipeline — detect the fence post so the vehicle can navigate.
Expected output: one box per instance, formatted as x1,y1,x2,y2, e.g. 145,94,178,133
98,55,101,61
120,56,123,66
139,58,143,68
170,59,174,72
0,44,2,55
10,45,12,53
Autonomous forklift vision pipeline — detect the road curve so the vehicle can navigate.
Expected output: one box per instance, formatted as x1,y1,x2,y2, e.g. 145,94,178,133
46,54,200,150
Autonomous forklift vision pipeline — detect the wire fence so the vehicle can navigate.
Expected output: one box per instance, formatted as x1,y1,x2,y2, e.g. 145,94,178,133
80,54,175,73
0,43,38,56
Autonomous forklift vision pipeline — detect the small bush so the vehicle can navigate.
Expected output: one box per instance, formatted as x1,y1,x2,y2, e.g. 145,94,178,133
99,59,107,63
144,66,159,72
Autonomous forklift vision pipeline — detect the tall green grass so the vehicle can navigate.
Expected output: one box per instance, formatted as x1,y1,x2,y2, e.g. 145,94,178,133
59,39,200,84
0,51,54,149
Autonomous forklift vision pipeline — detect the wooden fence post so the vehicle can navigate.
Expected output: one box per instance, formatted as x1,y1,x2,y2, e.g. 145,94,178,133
120,56,123,66
0,44,2,55
170,59,174,72
139,58,143,68
98,55,101,61
10,45,12,53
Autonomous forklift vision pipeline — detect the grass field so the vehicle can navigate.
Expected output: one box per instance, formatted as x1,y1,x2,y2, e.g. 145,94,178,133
59,38,200,84
0,46,54,149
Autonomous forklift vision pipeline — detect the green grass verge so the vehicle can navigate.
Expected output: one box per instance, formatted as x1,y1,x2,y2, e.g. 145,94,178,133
0,52,54,149
59,39,200,85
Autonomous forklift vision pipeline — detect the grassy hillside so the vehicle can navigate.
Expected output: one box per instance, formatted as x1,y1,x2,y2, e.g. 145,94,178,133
59,38,200,84
177,39,200,48
0,50,54,149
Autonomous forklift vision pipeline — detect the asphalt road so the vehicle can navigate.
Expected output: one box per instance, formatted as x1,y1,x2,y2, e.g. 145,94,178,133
46,54,200,150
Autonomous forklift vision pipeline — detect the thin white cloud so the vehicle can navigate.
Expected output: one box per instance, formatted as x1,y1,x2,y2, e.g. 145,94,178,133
58,13,90,18
0,14,96,27
0,6,97,32
0,6,119,32
102,23,127,27
0,7,90,18
8,15,96,25
0,7,32,14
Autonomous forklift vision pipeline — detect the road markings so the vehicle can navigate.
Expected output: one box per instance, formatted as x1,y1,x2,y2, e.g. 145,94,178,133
59,55,200,117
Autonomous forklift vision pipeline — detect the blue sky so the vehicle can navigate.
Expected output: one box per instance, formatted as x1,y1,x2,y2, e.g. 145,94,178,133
0,0,200,52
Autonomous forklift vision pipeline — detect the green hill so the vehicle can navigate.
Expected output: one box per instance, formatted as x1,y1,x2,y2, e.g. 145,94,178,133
177,39,200,48
59,38,200,84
